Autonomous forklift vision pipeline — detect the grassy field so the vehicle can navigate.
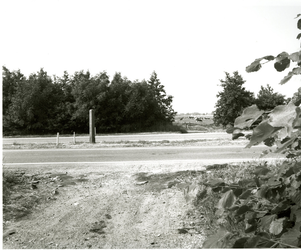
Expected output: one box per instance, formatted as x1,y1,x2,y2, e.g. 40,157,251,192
173,114,223,132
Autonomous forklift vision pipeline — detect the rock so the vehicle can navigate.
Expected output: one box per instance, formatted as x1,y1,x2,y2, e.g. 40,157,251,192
3,229,16,238
24,174,33,178
90,221,106,234
47,197,57,200
167,181,178,188
178,228,188,234
135,181,148,185
15,171,25,175
105,214,112,219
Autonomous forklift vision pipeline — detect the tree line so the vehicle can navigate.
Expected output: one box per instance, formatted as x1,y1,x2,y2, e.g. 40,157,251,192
3,67,177,135
213,71,288,128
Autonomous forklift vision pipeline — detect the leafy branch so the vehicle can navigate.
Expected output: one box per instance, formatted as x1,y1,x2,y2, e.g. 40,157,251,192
201,15,301,248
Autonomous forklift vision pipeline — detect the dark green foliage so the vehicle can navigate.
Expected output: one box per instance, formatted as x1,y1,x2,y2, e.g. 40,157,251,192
213,71,255,128
255,84,286,111
70,70,110,132
2,66,25,116
147,71,177,123
5,69,62,134
292,87,301,106
203,14,301,248
2,67,177,135
201,161,301,248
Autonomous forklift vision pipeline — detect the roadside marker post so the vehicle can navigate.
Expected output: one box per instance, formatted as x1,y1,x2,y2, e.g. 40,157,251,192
73,132,76,144
89,109,96,143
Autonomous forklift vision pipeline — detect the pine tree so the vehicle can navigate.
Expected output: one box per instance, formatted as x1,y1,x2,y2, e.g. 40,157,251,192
214,71,255,127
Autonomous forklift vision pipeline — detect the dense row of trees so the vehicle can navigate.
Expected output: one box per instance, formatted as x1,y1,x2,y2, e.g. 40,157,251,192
3,67,177,135
213,71,287,127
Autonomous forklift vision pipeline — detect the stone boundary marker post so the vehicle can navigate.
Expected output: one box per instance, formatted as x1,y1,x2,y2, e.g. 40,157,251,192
89,109,95,143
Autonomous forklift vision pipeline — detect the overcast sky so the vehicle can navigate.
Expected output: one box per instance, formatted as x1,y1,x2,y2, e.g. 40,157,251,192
1,0,301,113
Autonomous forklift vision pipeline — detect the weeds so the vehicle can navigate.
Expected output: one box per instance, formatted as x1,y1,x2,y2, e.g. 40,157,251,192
189,159,301,248
184,161,286,246
3,170,55,223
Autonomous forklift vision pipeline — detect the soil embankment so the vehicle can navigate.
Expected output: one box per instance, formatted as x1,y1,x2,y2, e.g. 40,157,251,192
3,163,207,249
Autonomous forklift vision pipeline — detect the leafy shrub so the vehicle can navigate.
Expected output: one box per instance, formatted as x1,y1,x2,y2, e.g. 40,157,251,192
200,14,301,248
201,160,301,248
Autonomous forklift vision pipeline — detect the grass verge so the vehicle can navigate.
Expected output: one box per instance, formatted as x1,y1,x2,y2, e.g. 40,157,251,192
3,138,247,150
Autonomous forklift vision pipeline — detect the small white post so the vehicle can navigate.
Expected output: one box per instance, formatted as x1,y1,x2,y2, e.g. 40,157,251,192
56,132,59,146
95,127,96,136
73,132,76,144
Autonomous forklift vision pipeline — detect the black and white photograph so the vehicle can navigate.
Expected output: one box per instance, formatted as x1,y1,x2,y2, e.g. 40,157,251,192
2,0,301,248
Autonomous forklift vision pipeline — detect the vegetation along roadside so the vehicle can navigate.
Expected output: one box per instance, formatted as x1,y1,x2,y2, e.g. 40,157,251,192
2,14,301,250
198,14,301,248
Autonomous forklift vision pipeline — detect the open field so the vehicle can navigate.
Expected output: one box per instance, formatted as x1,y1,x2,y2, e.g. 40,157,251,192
173,114,223,132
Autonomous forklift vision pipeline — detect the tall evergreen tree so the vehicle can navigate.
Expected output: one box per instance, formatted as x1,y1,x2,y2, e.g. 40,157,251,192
147,71,176,123
214,71,255,127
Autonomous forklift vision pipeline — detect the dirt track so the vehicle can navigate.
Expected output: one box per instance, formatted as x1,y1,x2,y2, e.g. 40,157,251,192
3,162,208,249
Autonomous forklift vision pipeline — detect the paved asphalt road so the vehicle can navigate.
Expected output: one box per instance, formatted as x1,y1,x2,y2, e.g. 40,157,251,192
3,145,283,166
3,132,232,144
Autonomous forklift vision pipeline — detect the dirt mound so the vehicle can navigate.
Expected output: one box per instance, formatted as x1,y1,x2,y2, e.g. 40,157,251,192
3,166,206,249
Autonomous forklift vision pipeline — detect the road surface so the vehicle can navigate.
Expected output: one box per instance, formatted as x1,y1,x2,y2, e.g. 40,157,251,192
3,145,283,166
3,132,233,144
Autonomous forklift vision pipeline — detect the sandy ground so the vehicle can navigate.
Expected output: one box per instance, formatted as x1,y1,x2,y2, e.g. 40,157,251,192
3,162,210,249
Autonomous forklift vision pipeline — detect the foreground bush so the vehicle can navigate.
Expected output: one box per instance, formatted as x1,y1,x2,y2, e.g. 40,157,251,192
200,160,301,248
197,14,301,248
